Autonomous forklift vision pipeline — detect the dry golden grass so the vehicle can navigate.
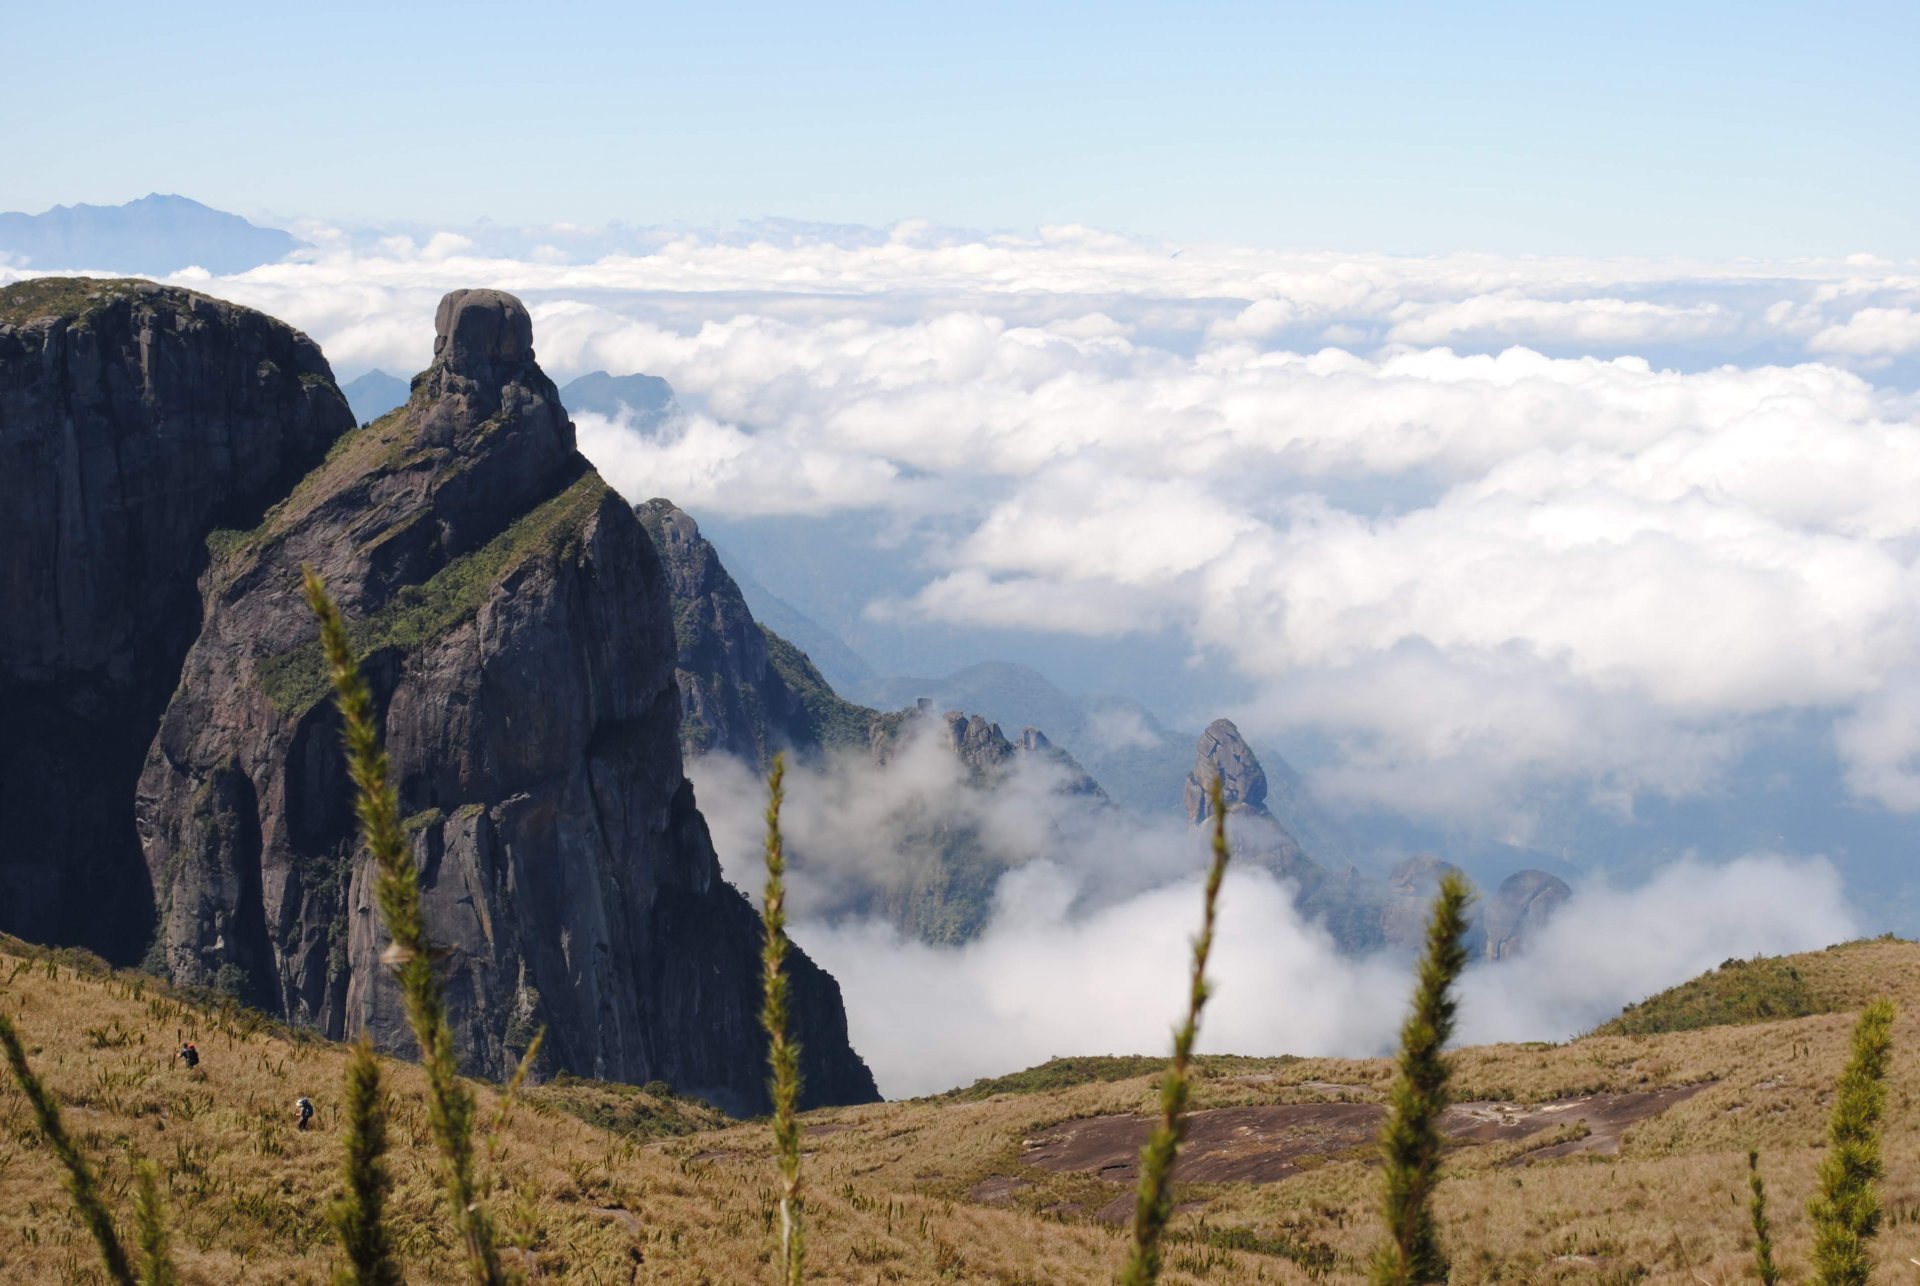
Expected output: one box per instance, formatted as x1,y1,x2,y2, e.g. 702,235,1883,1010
3,936,1917,1284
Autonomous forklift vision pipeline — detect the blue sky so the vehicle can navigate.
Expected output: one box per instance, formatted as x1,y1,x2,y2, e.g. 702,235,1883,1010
9,1,1915,255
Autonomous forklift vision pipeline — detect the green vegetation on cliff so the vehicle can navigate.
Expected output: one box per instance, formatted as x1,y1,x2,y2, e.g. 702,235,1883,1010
762,628,878,751
257,472,610,713
0,276,161,326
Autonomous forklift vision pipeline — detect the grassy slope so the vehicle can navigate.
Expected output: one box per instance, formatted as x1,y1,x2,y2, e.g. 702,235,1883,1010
1592,954,1828,1037
4,936,1919,1283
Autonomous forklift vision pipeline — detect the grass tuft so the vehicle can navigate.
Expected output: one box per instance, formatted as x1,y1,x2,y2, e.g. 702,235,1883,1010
1120,773,1232,1286
1748,1148,1779,1286
134,1158,179,1286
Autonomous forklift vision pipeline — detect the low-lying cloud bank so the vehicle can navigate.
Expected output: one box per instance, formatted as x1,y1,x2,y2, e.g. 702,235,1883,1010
791,854,1856,1099
690,741,1859,1099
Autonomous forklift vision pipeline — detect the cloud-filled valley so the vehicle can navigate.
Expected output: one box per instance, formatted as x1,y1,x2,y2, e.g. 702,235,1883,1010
689,739,1859,1097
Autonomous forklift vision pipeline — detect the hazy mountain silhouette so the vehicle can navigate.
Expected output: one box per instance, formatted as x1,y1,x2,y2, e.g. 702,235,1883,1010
0,194,303,274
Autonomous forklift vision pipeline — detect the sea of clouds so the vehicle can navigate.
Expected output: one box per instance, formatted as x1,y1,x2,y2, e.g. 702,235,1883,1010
21,219,1915,822
9,221,1912,1093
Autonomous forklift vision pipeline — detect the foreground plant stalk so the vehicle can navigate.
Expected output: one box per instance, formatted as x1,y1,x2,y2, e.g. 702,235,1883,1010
1748,1148,1779,1286
305,566,504,1286
1373,871,1473,1286
760,753,805,1286
134,1158,179,1286
0,1007,136,1285
1809,997,1896,1286
1121,773,1232,1286
332,1038,403,1286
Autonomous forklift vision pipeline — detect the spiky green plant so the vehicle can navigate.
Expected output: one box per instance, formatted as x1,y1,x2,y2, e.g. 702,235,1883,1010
133,1159,179,1286
1121,774,1233,1286
0,1006,135,1285
1372,872,1473,1286
760,753,805,1286
1748,1148,1779,1286
332,1038,403,1286
304,565,504,1286
1809,998,1896,1286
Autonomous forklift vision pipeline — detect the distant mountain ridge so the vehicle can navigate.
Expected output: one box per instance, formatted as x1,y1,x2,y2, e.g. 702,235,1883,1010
1186,719,1571,958
339,368,409,424
0,194,303,275
560,370,679,428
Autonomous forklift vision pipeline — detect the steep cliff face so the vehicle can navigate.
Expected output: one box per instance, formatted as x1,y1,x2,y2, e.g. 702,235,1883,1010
0,278,353,958
635,498,820,765
133,289,875,1113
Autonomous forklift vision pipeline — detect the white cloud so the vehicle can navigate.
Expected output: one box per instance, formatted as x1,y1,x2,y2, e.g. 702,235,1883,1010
1811,307,1920,358
689,731,1856,1097
18,224,1920,821
1834,668,1920,811
1387,296,1733,346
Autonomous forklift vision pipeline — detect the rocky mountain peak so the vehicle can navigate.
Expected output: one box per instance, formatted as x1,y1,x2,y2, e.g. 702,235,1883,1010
1185,717,1269,823
1482,869,1573,960
433,287,535,375
642,495,703,560
942,710,1015,772
92,286,877,1111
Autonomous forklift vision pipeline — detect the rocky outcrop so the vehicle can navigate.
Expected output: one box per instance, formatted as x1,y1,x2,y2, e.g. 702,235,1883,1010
1185,718,1268,823
1182,718,1318,882
131,288,874,1113
1178,720,1570,959
1380,856,1474,951
0,278,354,958
1480,869,1572,960
1015,727,1107,800
635,511,1120,946
636,498,823,766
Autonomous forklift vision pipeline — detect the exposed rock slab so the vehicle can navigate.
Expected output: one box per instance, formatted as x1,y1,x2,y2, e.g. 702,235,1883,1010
1017,1082,1712,1209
